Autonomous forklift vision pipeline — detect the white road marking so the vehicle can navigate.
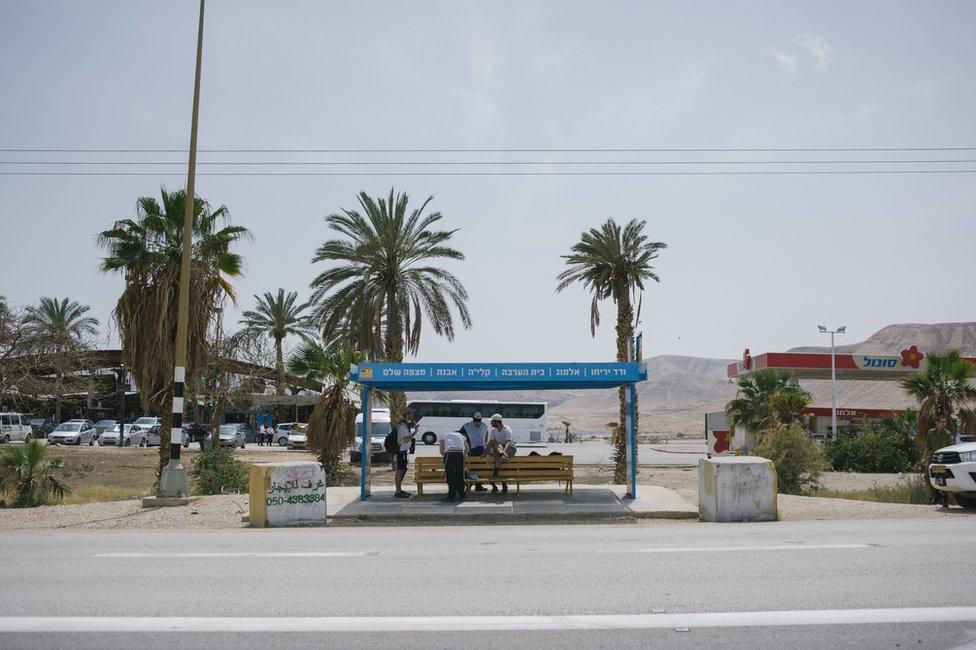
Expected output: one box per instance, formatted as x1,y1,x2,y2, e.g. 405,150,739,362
94,552,372,558
622,543,874,554
1,608,974,632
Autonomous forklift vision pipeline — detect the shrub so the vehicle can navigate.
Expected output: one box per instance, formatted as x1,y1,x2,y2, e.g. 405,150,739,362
0,439,70,507
825,414,918,473
755,423,828,494
810,474,930,504
189,447,248,495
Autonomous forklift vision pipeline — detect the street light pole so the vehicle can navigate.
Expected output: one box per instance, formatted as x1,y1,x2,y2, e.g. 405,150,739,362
159,0,206,498
818,325,846,441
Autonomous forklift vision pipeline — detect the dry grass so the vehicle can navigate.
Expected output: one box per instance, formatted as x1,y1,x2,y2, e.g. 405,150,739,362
807,474,931,505
60,485,149,505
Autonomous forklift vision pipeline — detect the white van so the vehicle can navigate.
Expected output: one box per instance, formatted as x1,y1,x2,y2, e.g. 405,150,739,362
0,413,33,443
350,409,393,463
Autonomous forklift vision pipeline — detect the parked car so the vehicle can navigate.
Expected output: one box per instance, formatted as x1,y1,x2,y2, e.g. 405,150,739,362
217,423,248,448
48,419,96,445
93,420,118,439
131,417,162,446
279,422,307,449
349,409,392,463
0,412,33,443
28,418,55,436
929,441,976,509
98,423,150,447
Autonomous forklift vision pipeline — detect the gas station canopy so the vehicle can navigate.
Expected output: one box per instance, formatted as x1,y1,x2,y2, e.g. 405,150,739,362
728,346,976,381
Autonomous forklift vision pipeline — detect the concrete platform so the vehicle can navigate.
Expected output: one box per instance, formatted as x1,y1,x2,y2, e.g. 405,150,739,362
326,485,697,522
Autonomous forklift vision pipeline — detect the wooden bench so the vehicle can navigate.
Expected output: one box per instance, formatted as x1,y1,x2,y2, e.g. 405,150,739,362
414,455,574,496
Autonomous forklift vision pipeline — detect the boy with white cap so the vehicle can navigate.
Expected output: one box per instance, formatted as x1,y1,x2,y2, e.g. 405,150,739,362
487,413,516,494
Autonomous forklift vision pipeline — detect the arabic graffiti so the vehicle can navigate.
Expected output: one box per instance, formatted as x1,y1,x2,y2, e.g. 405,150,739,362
265,464,326,526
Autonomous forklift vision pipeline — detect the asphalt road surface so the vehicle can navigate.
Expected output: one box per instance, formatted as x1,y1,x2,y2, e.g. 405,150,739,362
1,517,973,648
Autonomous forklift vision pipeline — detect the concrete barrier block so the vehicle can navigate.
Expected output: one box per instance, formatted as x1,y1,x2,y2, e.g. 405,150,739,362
249,462,327,528
698,456,777,523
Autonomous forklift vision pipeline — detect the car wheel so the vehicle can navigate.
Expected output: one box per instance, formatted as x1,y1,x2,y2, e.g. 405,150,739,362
278,436,288,446
2,434,9,444
89,436,95,446
124,439,131,447
422,432,436,445
139,438,147,447
240,440,245,449
953,494,976,509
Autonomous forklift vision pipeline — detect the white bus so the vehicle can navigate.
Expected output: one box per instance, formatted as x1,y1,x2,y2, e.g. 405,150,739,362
408,400,548,446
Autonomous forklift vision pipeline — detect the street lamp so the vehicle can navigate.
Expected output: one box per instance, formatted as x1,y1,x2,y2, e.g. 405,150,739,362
818,325,846,441
159,0,206,498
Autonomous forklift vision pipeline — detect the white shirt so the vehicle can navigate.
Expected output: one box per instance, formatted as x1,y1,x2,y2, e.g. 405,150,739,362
396,421,414,452
489,424,514,447
441,431,467,453
460,420,489,448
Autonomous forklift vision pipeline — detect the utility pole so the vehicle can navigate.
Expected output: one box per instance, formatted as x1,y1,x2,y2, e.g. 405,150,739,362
158,0,206,498
818,325,846,441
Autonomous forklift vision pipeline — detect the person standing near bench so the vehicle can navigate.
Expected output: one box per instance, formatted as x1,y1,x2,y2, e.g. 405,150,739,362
439,429,469,503
459,411,490,492
394,408,417,498
487,413,516,495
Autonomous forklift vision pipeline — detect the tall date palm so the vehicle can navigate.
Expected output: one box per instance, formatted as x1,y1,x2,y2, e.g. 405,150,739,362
240,288,313,395
309,188,471,420
98,187,249,473
556,218,666,483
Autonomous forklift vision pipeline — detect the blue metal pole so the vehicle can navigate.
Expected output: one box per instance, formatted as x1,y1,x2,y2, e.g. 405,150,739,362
628,382,638,498
359,387,370,502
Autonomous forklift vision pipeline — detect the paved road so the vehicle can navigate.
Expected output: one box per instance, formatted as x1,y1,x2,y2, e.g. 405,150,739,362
2,518,974,648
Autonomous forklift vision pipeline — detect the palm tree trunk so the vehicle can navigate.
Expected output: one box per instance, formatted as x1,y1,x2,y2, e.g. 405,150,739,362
613,277,634,485
384,289,406,422
275,334,285,395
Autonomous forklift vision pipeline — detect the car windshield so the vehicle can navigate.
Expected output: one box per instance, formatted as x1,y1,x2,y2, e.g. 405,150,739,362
55,423,81,432
134,417,156,425
219,425,238,435
96,420,115,426
113,424,132,432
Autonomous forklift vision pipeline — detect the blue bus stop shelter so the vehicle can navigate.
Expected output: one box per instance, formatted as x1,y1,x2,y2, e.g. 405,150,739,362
349,348,647,502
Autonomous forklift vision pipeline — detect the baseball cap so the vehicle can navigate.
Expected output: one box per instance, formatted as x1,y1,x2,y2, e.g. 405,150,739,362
473,411,482,419
490,413,503,422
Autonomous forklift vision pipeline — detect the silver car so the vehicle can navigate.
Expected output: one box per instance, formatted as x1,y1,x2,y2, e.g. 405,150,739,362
48,420,96,445
131,417,162,446
98,423,150,447
217,424,248,449
94,419,117,438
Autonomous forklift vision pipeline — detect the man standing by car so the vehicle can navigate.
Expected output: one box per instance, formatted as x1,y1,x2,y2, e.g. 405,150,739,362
487,413,517,495
924,416,956,506
459,411,490,491
439,428,469,502
394,408,417,498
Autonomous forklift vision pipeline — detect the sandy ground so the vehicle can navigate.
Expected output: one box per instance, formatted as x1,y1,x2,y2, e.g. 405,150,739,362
0,449,965,530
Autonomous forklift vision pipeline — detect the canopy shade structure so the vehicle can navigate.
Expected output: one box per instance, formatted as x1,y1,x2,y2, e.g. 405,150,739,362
349,356,647,502
728,348,976,382
349,361,647,392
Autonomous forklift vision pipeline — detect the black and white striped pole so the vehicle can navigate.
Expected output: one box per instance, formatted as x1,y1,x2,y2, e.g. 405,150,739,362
158,0,205,498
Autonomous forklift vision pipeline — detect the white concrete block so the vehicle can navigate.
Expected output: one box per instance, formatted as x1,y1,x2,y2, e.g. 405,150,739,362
698,456,777,523
249,462,327,528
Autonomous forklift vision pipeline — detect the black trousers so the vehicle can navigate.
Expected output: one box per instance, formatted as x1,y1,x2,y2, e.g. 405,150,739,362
444,452,465,497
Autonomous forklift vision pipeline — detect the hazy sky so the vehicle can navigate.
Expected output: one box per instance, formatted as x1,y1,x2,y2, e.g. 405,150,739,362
1,1,974,364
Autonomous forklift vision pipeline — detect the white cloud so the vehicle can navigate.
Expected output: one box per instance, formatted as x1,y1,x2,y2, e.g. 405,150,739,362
768,47,798,74
797,32,833,71
768,33,833,74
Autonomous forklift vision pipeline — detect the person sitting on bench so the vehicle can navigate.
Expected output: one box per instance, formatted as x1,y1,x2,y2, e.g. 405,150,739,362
487,413,516,495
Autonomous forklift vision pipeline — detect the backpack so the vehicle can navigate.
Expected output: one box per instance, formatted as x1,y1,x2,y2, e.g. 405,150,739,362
384,430,399,456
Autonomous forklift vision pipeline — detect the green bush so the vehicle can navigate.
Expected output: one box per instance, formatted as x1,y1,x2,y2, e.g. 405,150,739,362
825,415,918,473
189,447,248,495
756,423,828,494
810,474,930,504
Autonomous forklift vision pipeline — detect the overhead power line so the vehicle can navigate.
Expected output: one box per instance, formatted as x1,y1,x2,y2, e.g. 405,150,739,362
2,146,976,153
2,159,976,166
3,170,976,177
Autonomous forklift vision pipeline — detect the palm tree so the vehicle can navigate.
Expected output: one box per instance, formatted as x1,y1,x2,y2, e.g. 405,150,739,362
98,187,249,473
288,340,365,483
901,349,976,449
0,439,69,507
725,369,811,436
23,297,99,423
556,218,666,483
24,297,99,348
309,188,472,420
240,289,313,395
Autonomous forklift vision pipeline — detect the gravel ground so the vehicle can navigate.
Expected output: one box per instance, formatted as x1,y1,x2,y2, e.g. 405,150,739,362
0,466,965,531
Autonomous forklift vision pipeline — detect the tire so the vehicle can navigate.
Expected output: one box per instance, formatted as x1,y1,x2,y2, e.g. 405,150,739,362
422,432,437,445
89,436,95,446
2,434,9,444
277,436,287,447
124,439,131,447
139,438,147,448
954,494,976,509
240,440,245,449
